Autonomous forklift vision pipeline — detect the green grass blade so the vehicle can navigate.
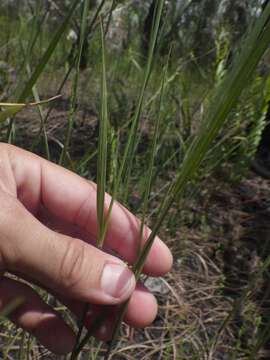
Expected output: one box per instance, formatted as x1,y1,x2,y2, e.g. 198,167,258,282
17,0,78,103
71,14,109,360
96,18,109,249
115,0,165,198
87,0,106,36
30,57,76,154
104,0,118,36
138,60,168,255
26,63,50,160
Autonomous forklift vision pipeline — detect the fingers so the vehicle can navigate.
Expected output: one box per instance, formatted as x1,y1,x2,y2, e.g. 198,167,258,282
0,192,135,305
0,277,75,354
59,283,158,341
4,144,172,276
124,283,158,328
38,205,172,277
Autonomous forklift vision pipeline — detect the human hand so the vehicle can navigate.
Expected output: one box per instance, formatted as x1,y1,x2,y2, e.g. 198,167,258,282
0,144,172,354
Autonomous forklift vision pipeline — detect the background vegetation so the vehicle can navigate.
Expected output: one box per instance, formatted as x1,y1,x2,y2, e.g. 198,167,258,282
0,0,270,359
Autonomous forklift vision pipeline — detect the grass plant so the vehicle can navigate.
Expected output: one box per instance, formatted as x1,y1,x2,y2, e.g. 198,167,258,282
0,1,270,359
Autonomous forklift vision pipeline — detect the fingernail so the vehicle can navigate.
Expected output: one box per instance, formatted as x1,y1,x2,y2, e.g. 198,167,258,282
101,263,135,299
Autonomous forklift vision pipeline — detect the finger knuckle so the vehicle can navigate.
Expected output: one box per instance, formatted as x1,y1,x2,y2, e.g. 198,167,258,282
59,239,86,292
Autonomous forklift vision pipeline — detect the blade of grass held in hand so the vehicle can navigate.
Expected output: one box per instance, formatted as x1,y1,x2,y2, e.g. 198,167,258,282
97,18,109,249
71,17,110,360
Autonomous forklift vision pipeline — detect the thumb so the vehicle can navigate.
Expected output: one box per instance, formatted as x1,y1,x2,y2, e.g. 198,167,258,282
0,193,136,305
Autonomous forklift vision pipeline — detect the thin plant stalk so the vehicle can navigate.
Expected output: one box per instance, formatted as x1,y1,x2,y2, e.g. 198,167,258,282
26,64,50,160
102,0,165,235
71,18,109,359
71,308,110,359
19,9,51,159
115,0,165,196
6,0,79,142
96,18,109,249
31,0,108,154
31,56,76,153
104,0,118,36
59,0,107,165
59,0,91,165
138,60,168,255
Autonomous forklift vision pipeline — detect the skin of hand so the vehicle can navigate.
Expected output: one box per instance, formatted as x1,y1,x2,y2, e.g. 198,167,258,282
0,143,173,354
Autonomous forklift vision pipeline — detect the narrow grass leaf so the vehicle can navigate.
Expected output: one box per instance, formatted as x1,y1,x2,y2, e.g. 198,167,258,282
17,0,78,103
138,60,168,255
71,14,109,360
59,0,91,165
115,0,165,197
96,18,109,249
28,66,51,160
7,0,79,141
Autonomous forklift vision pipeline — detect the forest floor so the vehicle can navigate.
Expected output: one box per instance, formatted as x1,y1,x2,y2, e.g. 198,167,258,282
1,103,270,359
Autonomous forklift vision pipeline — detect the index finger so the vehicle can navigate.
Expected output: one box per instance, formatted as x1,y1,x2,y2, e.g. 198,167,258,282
6,144,172,275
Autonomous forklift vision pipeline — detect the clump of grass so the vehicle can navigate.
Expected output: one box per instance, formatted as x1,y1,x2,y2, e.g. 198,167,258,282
102,2,270,358
4,0,80,143
1,1,270,359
